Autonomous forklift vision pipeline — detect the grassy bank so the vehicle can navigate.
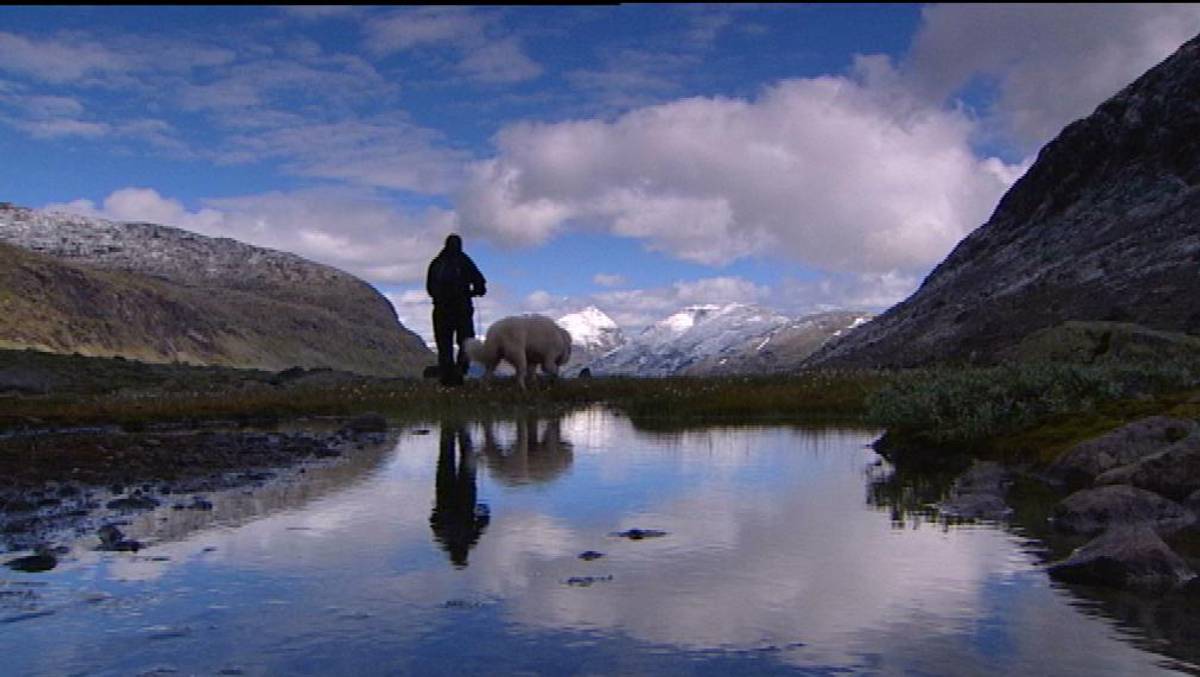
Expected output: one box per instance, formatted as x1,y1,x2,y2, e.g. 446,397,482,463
0,348,888,430
866,360,1200,460
6,348,1199,464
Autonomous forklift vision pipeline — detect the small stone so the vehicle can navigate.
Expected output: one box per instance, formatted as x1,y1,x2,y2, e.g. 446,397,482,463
610,528,667,540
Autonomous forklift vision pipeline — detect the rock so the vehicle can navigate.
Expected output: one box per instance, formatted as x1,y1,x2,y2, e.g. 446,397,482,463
105,495,160,511
97,524,142,552
4,549,56,573
189,496,214,511
98,524,124,546
610,528,667,540
578,551,605,561
939,493,1013,521
937,461,1013,521
1048,524,1195,592
1051,485,1195,536
564,575,613,587
342,413,387,434
1096,432,1200,501
1047,417,1197,487
1186,488,1200,514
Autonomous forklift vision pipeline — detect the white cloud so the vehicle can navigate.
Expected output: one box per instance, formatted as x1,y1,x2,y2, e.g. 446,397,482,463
780,271,922,315
15,117,109,138
906,3,1200,148
362,7,542,84
216,118,471,195
0,30,234,86
363,7,484,54
457,37,543,84
458,58,1024,273
592,273,625,287
279,6,361,21
0,31,127,83
590,276,770,331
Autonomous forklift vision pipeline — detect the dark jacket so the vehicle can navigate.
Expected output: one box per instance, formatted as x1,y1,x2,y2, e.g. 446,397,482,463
427,243,486,307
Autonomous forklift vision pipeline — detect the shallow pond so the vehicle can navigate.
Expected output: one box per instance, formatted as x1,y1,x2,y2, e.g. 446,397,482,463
2,408,1195,675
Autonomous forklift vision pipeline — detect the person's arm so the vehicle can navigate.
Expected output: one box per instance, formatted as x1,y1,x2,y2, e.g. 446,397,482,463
426,259,437,299
467,256,486,297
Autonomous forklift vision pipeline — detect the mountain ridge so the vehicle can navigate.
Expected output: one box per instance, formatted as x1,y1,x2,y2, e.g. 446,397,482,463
0,203,432,376
807,33,1200,368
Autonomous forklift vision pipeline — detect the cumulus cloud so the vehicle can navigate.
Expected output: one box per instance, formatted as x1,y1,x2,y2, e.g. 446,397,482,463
45,187,452,285
906,3,1200,147
458,57,1023,274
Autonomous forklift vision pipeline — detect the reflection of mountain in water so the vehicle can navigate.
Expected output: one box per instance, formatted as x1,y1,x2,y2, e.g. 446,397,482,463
430,424,490,568
479,415,574,486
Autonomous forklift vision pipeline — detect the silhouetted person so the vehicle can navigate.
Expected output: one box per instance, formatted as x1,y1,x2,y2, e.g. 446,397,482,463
430,423,490,568
426,234,486,386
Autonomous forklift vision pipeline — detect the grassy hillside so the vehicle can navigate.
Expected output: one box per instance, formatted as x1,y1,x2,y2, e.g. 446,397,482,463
0,241,429,376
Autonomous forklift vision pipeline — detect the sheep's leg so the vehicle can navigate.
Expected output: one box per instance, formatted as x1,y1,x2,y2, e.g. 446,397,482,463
542,357,559,382
511,351,528,391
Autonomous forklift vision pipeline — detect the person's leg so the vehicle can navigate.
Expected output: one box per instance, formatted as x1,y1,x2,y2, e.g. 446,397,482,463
455,308,476,377
433,306,456,385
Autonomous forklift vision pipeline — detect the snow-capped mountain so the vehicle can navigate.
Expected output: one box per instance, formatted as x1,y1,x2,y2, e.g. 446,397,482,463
585,303,872,377
556,306,627,372
558,306,626,354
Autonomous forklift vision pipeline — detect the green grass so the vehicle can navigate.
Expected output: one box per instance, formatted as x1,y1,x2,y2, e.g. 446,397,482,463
0,368,891,432
7,347,1199,468
866,360,1200,458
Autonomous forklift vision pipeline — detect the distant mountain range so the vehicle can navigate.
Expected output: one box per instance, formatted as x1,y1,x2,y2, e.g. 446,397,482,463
555,304,872,377
0,203,432,376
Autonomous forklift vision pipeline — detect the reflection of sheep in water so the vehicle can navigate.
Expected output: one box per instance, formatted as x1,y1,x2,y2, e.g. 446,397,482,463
465,314,572,389
480,415,573,486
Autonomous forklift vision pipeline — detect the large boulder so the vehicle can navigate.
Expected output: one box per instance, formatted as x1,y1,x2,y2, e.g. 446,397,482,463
937,461,1013,521
1046,416,1196,487
1096,432,1200,501
1048,524,1195,592
1051,484,1194,536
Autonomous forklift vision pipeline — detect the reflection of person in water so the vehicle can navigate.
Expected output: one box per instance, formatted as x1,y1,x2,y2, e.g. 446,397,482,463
430,423,490,568
480,414,574,486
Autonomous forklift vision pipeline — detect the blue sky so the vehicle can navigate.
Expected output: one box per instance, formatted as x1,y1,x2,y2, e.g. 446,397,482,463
3,5,1199,342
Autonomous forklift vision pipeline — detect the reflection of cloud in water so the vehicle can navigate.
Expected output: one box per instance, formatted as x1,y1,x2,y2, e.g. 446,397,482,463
14,415,1183,675
558,407,620,452
496,447,1017,658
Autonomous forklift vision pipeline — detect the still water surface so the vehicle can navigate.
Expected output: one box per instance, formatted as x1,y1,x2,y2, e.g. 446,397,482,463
2,408,1192,675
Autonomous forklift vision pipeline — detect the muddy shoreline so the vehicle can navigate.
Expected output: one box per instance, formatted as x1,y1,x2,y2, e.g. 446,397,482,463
0,413,406,555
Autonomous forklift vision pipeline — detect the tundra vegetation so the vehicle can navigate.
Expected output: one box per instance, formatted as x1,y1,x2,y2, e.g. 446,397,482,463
4,321,1199,460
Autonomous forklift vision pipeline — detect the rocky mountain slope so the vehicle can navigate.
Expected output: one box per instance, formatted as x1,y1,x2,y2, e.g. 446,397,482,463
582,304,871,376
0,204,431,376
808,33,1200,368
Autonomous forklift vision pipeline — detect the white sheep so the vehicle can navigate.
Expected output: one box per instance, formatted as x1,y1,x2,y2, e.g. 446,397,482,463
464,314,572,389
